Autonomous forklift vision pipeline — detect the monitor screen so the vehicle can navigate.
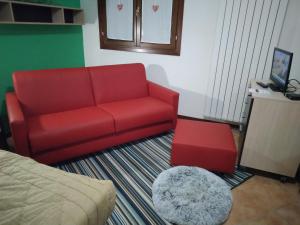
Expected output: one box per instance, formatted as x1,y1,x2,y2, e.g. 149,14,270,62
270,48,293,91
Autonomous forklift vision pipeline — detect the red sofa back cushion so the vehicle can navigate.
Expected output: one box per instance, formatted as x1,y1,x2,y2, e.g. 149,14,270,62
13,68,95,116
89,63,148,104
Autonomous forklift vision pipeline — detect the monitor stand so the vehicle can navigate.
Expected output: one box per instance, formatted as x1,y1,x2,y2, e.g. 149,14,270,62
269,83,282,92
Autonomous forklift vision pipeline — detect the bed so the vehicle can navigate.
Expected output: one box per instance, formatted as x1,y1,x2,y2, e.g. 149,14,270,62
0,150,116,225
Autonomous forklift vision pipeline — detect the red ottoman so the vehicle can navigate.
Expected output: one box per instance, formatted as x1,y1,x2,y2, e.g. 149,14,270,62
171,119,237,173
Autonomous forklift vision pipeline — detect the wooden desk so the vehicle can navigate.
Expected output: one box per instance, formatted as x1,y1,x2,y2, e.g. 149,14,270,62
239,80,300,178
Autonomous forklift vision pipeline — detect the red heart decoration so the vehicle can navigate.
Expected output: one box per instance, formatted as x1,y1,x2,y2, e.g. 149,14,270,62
117,3,123,11
152,4,159,12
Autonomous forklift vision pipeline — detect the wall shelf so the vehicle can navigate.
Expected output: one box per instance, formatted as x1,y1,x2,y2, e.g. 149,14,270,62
0,0,84,25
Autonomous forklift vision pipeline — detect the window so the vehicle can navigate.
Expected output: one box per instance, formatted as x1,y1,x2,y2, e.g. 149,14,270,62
98,0,184,55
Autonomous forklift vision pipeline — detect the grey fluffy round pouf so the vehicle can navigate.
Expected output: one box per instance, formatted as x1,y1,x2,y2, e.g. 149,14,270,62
152,166,232,225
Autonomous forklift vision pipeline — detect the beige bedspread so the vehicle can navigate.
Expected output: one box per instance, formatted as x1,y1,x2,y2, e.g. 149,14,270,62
0,150,116,225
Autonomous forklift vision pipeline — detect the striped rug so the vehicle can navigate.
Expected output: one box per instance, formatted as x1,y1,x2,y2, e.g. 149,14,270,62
55,132,253,225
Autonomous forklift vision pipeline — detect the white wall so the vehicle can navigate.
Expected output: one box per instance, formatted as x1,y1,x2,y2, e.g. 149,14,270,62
81,0,222,118
278,0,300,81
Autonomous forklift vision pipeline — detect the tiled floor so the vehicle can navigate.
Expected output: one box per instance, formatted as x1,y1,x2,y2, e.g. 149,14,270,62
225,176,300,225
226,129,300,225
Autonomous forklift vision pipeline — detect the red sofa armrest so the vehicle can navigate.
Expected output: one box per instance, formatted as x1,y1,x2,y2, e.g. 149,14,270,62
6,92,30,156
148,81,179,127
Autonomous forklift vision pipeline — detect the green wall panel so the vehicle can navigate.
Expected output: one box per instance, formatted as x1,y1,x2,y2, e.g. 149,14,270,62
13,0,80,8
0,0,84,135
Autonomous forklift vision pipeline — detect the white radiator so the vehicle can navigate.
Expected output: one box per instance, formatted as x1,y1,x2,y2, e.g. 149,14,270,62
204,0,289,123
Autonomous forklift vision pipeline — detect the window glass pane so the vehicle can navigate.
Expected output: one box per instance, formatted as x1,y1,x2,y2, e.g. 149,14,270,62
141,0,173,44
106,0,133,41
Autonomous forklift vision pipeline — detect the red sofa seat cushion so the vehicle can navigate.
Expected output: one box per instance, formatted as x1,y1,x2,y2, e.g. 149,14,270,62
171,119,237,173
99,97,174,133
13,68,94,116
28,107,115,153
89,63,148,104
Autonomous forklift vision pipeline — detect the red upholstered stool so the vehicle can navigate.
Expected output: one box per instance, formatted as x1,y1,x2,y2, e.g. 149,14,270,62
171,119,237,173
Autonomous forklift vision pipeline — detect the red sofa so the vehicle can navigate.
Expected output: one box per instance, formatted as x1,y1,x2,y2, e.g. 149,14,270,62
6,63,179,164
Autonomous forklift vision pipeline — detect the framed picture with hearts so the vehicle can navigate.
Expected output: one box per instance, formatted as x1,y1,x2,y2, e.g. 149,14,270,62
142,0,173,44
104,0,134,41
98,0,184,55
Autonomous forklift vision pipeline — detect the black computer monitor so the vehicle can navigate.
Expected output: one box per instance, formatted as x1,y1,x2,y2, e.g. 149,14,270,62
270,48,293,92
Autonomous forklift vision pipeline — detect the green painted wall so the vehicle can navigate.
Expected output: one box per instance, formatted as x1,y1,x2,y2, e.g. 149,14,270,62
0,0,84,135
